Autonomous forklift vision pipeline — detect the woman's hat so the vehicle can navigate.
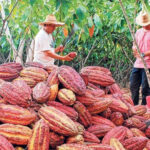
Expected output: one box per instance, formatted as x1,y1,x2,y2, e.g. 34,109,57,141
136,10,150,26
39,15,65,27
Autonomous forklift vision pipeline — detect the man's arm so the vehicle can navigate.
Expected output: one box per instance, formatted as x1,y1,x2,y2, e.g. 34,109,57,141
43,50,73,61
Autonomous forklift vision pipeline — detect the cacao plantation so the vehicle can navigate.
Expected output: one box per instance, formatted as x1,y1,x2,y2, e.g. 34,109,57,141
1,0,150,150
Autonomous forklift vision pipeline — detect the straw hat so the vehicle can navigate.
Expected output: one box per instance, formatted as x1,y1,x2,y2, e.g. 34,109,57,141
136,10,150,26
39,15,65,27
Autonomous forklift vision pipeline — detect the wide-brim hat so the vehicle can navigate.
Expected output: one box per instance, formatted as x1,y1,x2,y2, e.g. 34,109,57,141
39,14,65,27
136,10,150,26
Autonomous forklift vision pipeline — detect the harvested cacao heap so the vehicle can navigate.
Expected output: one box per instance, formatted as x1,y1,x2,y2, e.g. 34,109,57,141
0,62,149,150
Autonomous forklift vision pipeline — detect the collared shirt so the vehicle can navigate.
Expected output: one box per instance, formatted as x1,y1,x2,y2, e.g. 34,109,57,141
134,28,150,68
33,29,55,66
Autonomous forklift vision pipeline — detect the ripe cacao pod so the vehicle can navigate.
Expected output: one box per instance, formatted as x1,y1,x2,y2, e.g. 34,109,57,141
47,101,78,121
33,82,50,103
0,82,31,107
0,66,19,81
58,88,76,105
0,134,15,150
0,123,32,145
74,101,92,127
28,119,50,150
58,65,86,95
0,104,36,125
20,67,48,82
38,106,78,136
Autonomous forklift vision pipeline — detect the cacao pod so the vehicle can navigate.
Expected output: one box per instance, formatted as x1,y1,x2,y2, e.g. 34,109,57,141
74,101,92,127
49,132,64,149
122,137,148,150
102,126,127,144
28,119,50,150
58,65,86,95
33,82,50,103
0,66,19,81
0,104,36,125
47,101,78,121
0,62,23,72
58,88,76,105
38,106,78,136
0,134,15,150
0,82,31,107
20,67,48,82
0,123,32,145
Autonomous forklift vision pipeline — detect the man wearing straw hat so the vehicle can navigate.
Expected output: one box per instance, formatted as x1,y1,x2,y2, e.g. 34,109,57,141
130,9,150,105
32,14,75,66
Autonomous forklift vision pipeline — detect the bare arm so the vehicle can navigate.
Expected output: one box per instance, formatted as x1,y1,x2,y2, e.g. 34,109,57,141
43,50,73,61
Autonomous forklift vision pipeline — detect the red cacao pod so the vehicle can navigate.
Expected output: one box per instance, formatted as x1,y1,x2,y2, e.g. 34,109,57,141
28,119,50,150
58,65,86,95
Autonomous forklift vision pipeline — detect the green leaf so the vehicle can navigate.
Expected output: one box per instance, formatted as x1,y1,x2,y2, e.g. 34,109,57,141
93,14,102,29
56,0,61,11
76,5,86,21
30,0,36,6
88,17,93,27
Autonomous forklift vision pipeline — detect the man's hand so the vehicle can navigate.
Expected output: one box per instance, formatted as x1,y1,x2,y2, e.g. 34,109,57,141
64,54,74,61
133,49,140,58
55,45,64,53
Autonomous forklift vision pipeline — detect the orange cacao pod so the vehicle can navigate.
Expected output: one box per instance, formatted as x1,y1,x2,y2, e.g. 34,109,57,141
58,88,76,105
1,62,23,72
38,106,78,136
85,143,115,150
110,112,124,126
110,138,126,150
134,105,147,116
124,117,146,131
83,131,100,143
49,132,64,149
47,101,78,121
80,66,115,87
87,98,112,114
33,82,50,103
25,62,44,68
0,124,32,145
44,64,58,74
28,119,50,150
0,66,19,81
87,124,113,138
0,134,15,150
20,67,48,82
0,104,36,125
107,83,122,95
66,134,84,144
92,116,115,127
102,126,127,144
58,65,86,95
74,101,92,127
122,137,148,150
13,77,37,87
108,96,128,113
76,88,105,106
130,128,146,137
47,69,59,101
0,82,31,107
57,144,93,150
74,122,85,135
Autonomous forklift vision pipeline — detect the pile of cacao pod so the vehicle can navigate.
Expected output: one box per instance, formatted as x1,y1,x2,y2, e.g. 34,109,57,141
0,62,150,150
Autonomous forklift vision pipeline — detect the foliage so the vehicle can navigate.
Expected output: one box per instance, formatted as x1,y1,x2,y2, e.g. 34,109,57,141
0,0,147,86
